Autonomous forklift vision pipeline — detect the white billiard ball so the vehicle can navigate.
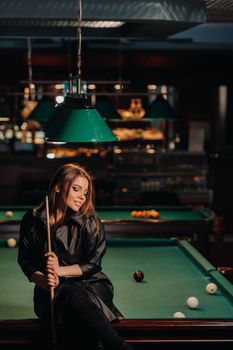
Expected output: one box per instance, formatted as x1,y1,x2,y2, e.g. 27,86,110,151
205,283,218,294
7,238,17,248
173,311,186,318
186,296,199,309
5,211,13,217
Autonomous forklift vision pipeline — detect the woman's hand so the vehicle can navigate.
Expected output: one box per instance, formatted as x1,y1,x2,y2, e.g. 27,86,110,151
46,270,60,289
45,252,60,287
45,252,60,274
45,251,83,278
30,270,59,291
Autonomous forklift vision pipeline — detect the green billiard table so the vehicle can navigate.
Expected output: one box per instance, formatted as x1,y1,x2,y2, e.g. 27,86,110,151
0,238,233,349
0,205,216,253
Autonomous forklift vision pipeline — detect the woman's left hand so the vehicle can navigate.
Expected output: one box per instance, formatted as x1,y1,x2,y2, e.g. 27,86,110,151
45,252,60,275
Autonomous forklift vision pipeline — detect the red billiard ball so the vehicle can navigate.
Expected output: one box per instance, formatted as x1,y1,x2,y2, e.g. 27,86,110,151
134,271,144,282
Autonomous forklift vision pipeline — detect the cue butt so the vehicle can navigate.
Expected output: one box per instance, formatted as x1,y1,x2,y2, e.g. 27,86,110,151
50,287,57,347
45,195,57,349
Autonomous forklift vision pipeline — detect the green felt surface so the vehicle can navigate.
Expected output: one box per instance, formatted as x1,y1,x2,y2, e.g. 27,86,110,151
179,240,216,273
99,209,206,221
0,206,214,222
0,240,233,320
103,240,233,319
0,248,34,319
100,206,214,221
0,210,27,221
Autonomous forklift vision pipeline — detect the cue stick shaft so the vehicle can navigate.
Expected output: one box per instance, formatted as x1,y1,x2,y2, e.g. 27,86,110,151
45,196,56,348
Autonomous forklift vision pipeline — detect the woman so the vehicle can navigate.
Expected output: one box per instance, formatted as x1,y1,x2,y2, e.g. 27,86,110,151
18,163,133,350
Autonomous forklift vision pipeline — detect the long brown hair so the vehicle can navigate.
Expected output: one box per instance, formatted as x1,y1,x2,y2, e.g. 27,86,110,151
37,163,99,232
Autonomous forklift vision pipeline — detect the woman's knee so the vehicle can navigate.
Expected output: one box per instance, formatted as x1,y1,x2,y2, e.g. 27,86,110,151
60,281,89,310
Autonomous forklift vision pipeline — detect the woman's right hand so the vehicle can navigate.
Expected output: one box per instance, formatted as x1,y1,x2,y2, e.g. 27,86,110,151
30,270,59,290
46,269,59,289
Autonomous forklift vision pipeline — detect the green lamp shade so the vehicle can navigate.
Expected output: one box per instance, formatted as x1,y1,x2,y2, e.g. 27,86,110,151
28,98,56,122
95,96,120,119
45,95,118,143
145,94,177,119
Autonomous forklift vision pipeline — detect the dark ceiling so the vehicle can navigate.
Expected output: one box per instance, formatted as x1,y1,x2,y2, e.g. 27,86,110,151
0,0,206,39
0,0,233,85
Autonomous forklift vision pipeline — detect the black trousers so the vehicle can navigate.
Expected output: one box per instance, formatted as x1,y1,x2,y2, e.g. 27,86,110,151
58,280,127,350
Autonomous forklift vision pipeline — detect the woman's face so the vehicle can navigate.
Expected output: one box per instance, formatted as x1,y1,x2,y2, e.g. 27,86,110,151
66,175,89,212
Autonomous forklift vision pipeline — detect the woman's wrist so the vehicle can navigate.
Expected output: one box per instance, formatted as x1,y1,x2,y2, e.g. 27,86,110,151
55,266,62,277
56,264,83,278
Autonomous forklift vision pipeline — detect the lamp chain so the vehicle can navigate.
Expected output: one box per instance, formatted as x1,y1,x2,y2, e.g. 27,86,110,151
77,0,82,94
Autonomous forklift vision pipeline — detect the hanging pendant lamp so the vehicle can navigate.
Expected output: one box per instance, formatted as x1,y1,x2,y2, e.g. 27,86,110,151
28,97,56,123
145,94,177,119
95,96,120,120
46,94,117,142
45,0,117,144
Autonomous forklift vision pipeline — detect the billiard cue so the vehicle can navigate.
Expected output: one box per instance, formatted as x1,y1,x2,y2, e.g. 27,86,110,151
45,195,57,349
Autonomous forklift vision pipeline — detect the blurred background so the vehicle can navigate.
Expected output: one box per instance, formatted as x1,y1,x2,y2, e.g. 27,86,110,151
0,0,233,267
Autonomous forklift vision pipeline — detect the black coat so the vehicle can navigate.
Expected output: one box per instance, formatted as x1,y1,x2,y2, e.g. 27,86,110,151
18,209,123,322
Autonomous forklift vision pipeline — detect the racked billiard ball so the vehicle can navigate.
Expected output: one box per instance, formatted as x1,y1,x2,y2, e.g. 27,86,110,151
134,271,144,282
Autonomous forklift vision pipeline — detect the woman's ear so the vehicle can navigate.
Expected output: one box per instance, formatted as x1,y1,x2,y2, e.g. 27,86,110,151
55,185,60,193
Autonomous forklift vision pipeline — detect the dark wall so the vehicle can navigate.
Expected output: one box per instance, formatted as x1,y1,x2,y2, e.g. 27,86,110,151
0,155,108,206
